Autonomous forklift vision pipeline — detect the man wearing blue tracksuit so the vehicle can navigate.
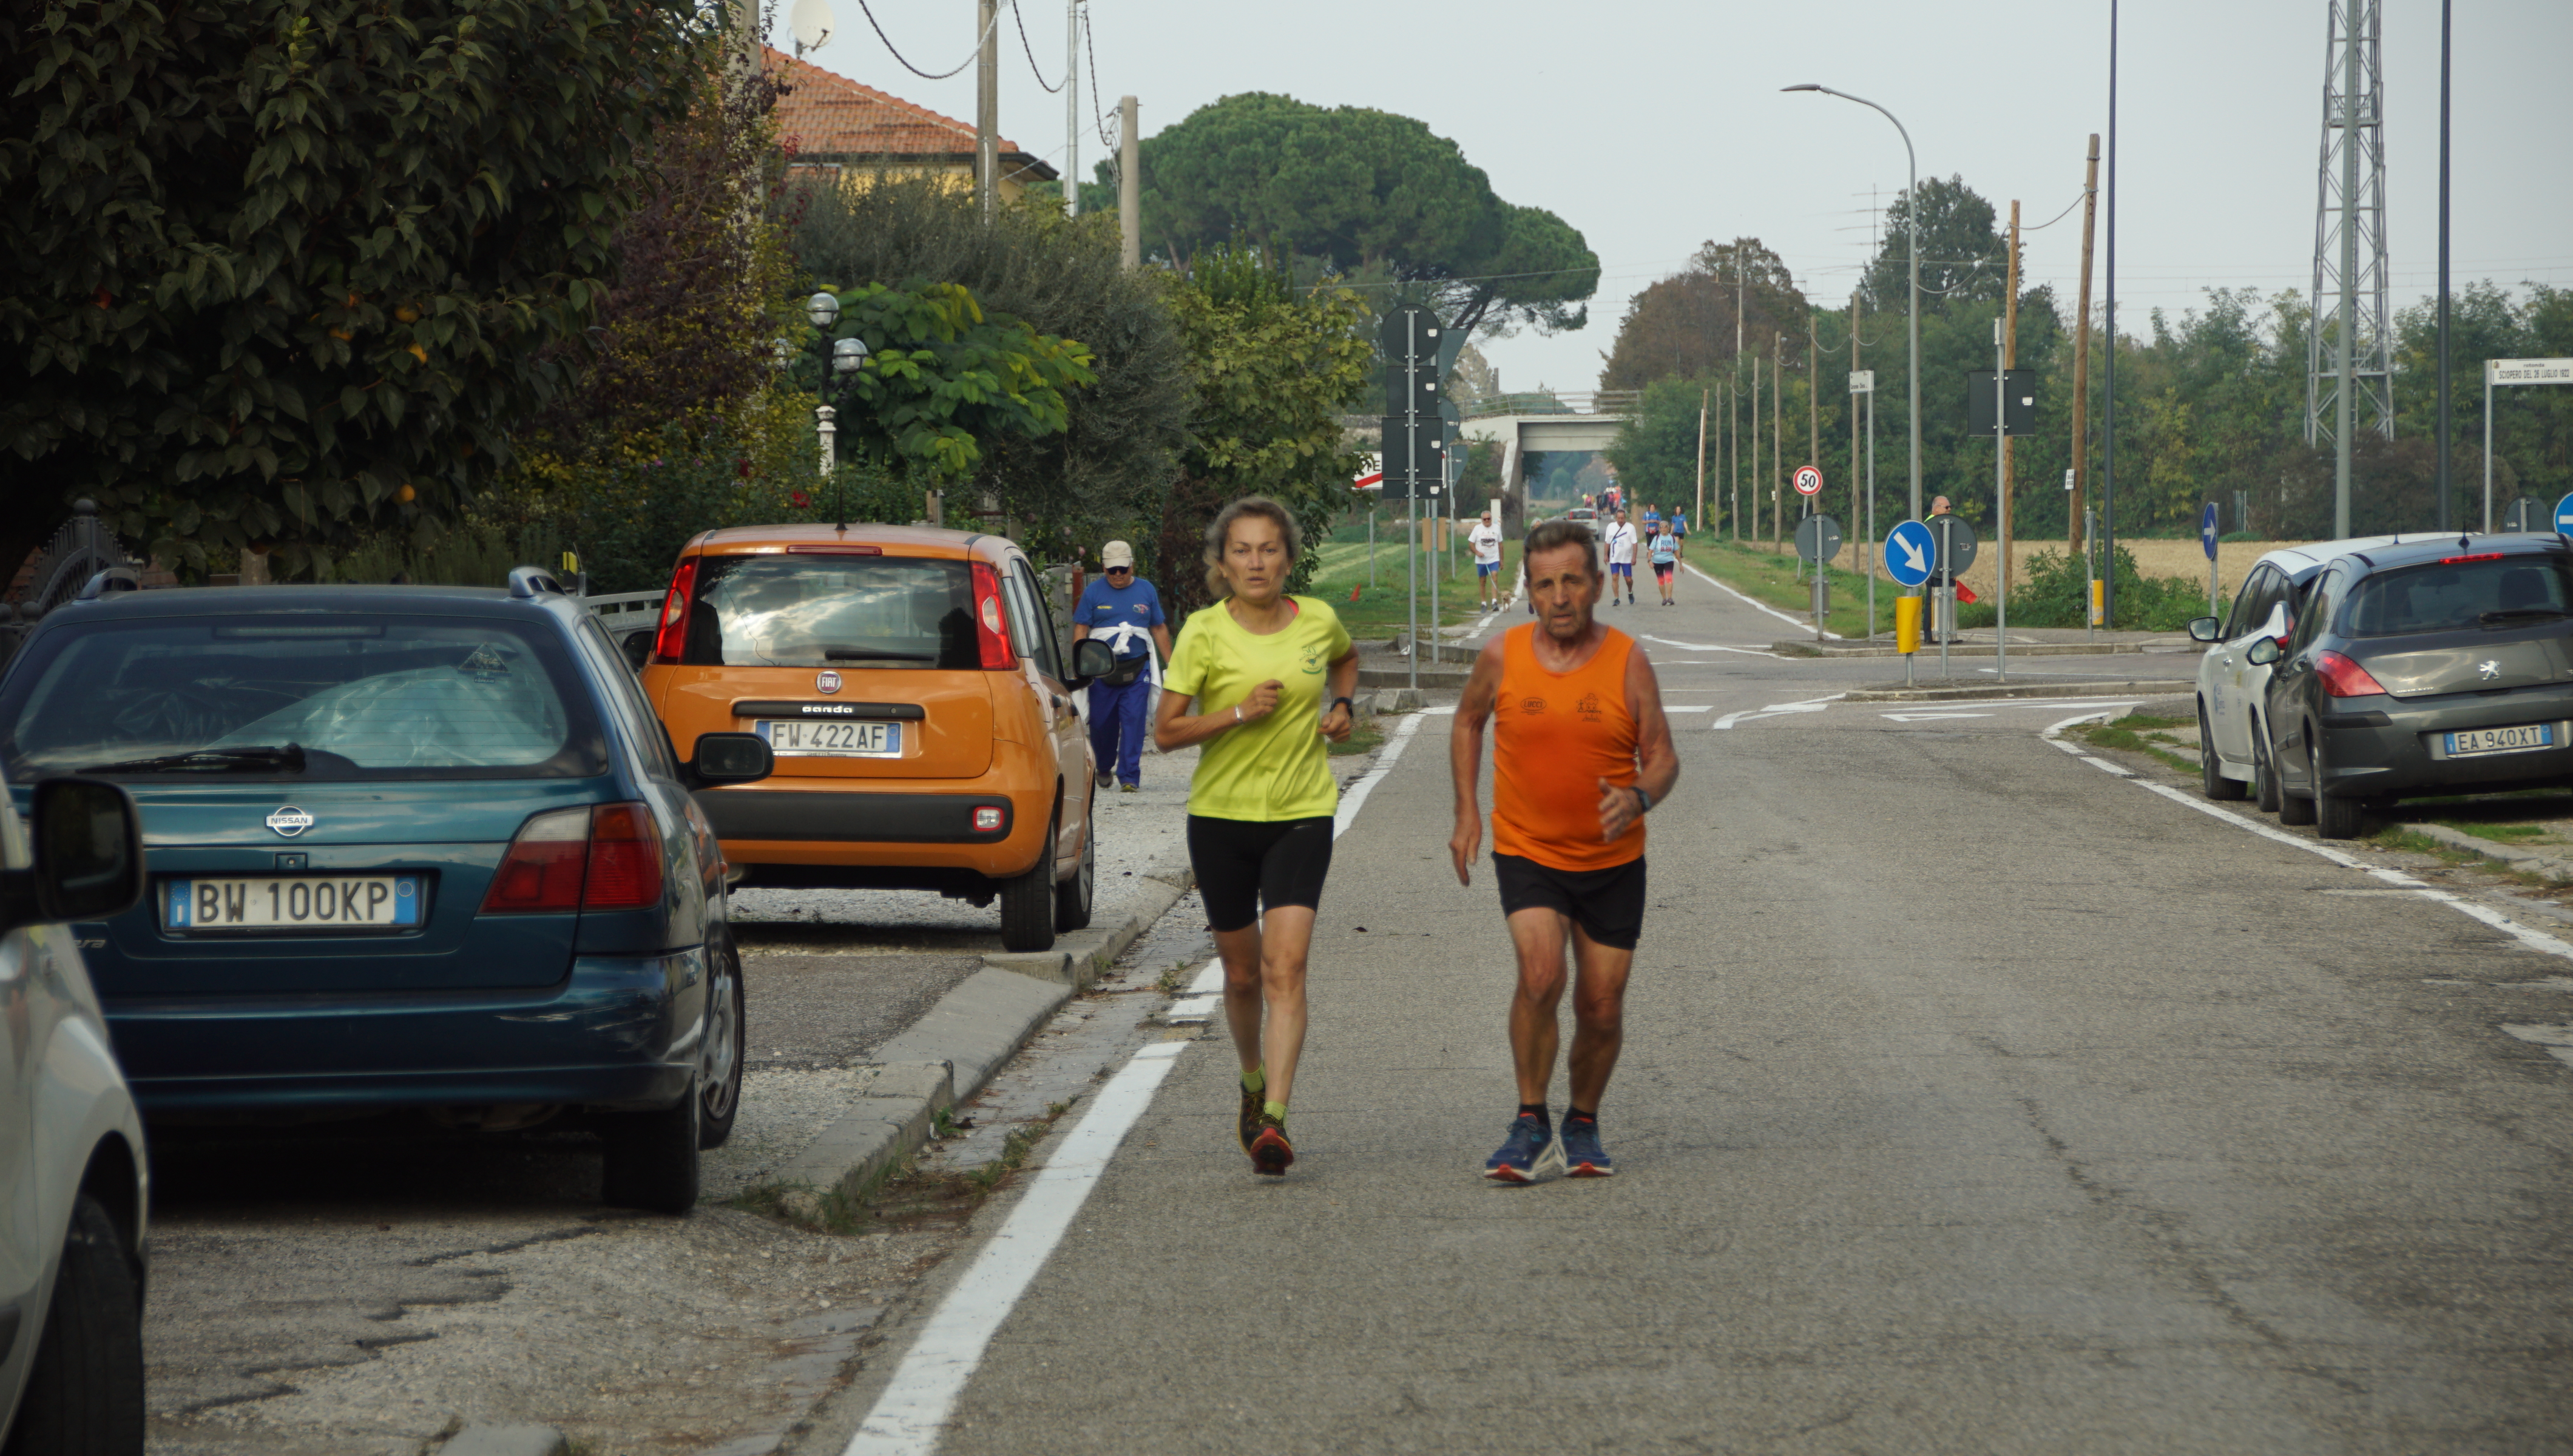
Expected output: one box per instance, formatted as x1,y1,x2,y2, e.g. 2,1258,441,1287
1072,539,1171,792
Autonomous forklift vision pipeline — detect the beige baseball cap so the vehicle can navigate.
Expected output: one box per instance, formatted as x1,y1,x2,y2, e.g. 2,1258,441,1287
1100,540,1135,569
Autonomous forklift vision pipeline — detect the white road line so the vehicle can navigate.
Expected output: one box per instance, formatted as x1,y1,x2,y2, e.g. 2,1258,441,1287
2038,715,2573,966
1880,711,1994,722
1710,693,1848,731
1640,635,1789,659
1680,561,1844,639
844,1040,1187,1455
847,696,1450,1454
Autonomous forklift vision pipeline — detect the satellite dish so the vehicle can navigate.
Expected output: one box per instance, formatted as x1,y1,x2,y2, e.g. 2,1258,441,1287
789,0,834,52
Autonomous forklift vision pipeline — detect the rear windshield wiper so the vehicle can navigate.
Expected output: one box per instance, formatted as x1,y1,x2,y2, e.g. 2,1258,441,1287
2479,607,2570,626
80,744,307,775
822,647,938,662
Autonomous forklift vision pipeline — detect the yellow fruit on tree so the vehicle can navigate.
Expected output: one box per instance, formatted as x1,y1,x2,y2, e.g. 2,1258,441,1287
395,484,416,504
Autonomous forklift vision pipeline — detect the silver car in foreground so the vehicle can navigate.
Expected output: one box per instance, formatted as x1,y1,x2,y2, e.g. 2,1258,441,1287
1,772,149,1454
2187,536,2402,811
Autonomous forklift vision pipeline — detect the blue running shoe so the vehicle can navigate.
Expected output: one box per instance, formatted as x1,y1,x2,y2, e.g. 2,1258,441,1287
1560,1118,1614,1177
1483,1114,1566,1183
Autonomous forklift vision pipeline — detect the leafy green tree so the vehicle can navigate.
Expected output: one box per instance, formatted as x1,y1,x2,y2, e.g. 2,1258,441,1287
1601,238,1808,390
1605,376,1722,520
813,281,1093,479
1155,246,1375,613
791,175,1191,558
1116,93,1597,339
0,0,718,581
1862,176,2010,314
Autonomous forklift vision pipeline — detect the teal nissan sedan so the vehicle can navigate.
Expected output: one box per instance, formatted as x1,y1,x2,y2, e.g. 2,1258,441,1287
0,569,774,1213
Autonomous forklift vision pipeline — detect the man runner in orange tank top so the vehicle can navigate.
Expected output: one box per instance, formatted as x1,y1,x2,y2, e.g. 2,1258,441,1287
1449,518,1679,1181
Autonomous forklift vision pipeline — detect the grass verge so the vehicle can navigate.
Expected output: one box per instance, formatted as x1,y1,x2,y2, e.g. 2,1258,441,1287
1305,534,1516,638
1685,539,1901,639
1327,720,1385,758
2071,713,2200,777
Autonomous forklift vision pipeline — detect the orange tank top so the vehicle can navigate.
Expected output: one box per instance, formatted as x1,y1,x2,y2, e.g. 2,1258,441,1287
1490,624,1645,872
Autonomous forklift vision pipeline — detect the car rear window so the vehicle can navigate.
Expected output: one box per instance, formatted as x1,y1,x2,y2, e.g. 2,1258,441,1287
680,554,978,669
0,616,606,781
2343,555,2573,636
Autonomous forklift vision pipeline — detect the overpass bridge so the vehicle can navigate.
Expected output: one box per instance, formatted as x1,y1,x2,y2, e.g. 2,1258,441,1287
1457,391,1635,530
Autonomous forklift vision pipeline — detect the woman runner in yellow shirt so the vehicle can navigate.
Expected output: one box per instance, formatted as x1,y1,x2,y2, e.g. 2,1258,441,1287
1154,497,1359,1175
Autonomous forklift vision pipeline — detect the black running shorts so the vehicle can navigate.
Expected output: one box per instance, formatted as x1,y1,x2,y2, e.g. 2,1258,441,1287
1492,852,1647,951
1187,815,1336,933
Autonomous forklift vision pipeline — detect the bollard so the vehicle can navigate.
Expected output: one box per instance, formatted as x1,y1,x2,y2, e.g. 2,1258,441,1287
1895,595,1921,689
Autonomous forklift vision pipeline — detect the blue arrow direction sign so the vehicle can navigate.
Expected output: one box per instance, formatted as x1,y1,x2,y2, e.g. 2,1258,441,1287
2201,502,2221,560
2555,490,2573,535
1884,519,1936,588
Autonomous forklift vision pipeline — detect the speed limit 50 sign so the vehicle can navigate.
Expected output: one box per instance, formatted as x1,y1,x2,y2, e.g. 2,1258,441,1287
1793,465,1824,497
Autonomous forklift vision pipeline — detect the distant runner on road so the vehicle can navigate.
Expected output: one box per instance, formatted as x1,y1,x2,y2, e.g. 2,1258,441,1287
1470,508,1505,608
1648,519,1680,606
1155,497,1359,1176
1603,510,1638,608
1447,518,1680,1182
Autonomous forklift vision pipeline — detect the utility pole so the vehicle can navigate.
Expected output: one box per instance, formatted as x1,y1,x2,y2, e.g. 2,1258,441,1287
1851,288,1863,601
1750,356,1762,544
1064,0,1080,218
1807,306,1819,513
1117,96,1139,269
1729,377,1740,541
2104,0,2120,627
2001,200,2021,607
975,0,999,221
1772,332,1785,547
1694,389,1708,545
2307,0,2390,539
2070,135,2099,564
2436,0,2453,531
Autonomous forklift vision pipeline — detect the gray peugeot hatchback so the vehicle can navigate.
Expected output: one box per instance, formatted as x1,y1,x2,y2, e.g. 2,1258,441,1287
2250,534,2573,838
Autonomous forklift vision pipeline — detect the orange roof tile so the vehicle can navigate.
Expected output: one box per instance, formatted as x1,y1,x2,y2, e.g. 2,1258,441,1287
765,47,1055,180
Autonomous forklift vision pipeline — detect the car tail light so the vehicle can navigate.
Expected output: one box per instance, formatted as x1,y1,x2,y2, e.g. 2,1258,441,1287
481,803,663,913
582,803,664,909
2316,649,2389,698
653,558,699,662
787,543,884,555
2439,551,2506,564
971,560,1014,669
482,807,591,912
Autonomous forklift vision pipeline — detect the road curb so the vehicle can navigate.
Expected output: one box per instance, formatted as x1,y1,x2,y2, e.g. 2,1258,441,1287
771,846,1195,1221
2410,821,2573,881
1844,679,2194,703
1775,641,2163,659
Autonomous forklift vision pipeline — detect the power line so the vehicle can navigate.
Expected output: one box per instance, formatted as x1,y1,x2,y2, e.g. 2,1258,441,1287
1010,0,1063,93
850,0,996,83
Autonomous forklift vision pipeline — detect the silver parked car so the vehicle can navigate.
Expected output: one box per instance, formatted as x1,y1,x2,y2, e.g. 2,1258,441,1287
2186,536,2402,811
1,770,149,1453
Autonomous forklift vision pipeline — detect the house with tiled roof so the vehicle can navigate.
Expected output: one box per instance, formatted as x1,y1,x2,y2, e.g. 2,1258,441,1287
765,48,1058,201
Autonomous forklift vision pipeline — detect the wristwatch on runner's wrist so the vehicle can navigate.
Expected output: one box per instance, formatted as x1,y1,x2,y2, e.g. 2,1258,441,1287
1632,786,1653,815
1331,696,1354,717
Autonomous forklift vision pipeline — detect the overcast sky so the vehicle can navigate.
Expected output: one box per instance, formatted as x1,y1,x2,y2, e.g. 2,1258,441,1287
788,0,2573,396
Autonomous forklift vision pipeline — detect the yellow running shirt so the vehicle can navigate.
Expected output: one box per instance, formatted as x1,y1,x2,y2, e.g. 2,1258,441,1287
1164,595,1351,821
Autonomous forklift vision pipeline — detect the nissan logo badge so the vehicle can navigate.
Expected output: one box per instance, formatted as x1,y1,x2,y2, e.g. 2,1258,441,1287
816,670,842,694
266,806,315,838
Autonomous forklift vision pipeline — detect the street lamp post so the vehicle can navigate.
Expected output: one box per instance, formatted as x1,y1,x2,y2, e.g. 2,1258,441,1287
804,291,871,530
1784,84,1921,525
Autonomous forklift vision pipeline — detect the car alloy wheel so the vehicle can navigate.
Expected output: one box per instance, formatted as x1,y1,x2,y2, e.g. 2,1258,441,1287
2277,718,2318,827
2199,700,2246,801
7,1196,144,1454
698,935,745,1149
1055,806,1095,932
998,809,1059,953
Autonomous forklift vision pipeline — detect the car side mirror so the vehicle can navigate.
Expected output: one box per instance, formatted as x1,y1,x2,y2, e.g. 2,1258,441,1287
689,732,774,787
618,628,652,673
0,778,144,935
1069,637,1116,686
2245,636,2282,667
2187,616,2221,644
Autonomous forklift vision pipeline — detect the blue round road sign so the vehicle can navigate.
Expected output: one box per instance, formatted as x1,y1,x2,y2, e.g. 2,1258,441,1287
2555,490,2573,534
2201,502,2220,560
1883,519,1937,588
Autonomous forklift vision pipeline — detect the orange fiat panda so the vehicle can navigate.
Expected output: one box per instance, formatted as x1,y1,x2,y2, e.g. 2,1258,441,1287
638,524,1114,951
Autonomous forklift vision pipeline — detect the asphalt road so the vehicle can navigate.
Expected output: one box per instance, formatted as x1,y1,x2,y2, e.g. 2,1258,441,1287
823,561,2573,1454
